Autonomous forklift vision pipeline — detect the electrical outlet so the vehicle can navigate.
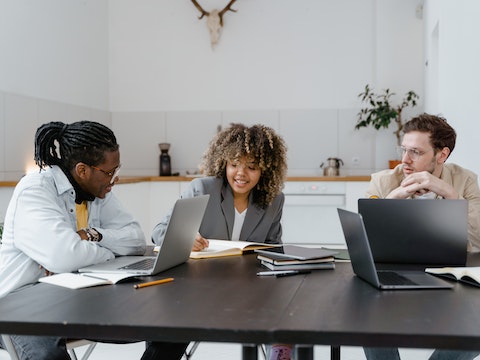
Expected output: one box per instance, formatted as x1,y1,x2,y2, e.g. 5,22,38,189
352,157,360,167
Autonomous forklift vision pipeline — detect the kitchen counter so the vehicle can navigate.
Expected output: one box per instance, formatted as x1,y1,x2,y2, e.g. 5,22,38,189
0,175,371,187
138,175,371,183
135,175,371,182
0,181,18,187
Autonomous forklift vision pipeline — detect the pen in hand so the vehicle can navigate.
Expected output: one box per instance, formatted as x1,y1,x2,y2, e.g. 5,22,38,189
134,277,174,289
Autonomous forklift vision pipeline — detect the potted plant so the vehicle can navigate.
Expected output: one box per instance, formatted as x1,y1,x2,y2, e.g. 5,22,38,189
355,84,419,168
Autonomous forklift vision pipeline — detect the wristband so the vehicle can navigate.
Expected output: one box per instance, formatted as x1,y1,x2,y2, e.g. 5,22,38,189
84,227,102,242
83,228,92,241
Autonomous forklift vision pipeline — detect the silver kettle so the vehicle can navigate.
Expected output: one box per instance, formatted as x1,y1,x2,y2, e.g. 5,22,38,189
320,157,344,176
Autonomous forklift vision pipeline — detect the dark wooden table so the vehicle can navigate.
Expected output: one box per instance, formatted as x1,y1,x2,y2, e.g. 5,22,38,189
1,253,480,359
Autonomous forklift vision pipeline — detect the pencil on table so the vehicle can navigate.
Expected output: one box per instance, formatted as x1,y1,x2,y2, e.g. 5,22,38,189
133,277,174,289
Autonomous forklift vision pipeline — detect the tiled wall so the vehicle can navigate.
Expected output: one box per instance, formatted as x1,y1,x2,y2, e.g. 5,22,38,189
0,91,111,181
111,108,385,177
0,91,401,181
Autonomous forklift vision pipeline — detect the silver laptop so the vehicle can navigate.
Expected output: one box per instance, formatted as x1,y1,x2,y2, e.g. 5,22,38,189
358,199,468,266
337,208,453,290
78,195,209,275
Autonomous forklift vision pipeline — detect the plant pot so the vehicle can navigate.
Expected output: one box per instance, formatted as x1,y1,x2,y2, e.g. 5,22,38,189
389,160,402,169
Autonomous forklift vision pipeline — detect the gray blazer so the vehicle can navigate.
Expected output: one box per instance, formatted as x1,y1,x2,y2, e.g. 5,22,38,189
151,177,284,246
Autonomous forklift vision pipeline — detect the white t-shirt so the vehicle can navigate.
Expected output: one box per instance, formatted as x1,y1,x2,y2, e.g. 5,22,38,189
231,208,247,241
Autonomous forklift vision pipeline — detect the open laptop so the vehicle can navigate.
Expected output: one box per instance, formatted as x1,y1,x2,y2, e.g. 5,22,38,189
337,208,453,290
358,199,468,266
78,195,209,275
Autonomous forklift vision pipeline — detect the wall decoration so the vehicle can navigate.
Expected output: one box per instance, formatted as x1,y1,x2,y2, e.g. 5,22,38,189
191,0,237,48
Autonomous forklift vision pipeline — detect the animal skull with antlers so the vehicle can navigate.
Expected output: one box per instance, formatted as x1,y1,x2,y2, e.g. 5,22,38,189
191,0,237,48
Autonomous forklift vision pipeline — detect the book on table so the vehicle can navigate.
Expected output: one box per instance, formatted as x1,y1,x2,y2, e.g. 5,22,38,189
257,252,335,265
254,245,338,261
255,244,336,271
260,260,335,271
320,247,351,262
39,272,140,289
425,267,480,287
189,239,277,259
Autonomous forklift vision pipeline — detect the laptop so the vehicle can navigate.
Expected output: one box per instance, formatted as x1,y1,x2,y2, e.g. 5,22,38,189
337,208,453,290
358,199,468,266
78,195,209,275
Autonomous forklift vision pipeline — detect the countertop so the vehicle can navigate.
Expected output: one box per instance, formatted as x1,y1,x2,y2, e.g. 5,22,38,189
0,175,371,187
93,175,372,184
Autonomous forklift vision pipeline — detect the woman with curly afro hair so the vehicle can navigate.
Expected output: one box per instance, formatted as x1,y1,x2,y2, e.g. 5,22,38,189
152,123,292,359
152,123,288,249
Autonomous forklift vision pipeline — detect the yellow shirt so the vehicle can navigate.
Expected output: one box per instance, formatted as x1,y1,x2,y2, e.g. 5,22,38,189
76,201,88,230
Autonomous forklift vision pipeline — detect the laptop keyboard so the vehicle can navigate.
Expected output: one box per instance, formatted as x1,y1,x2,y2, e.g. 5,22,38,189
119,258,155,271
377,271,417,285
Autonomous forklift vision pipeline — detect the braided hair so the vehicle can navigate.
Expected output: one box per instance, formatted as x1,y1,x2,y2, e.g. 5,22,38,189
200,123,288,208
34,121,119,171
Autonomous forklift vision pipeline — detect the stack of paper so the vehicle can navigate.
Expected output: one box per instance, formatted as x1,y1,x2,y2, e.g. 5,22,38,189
255,245,338,271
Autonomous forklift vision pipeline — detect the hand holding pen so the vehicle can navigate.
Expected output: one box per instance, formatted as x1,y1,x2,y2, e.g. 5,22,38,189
191,233,209,251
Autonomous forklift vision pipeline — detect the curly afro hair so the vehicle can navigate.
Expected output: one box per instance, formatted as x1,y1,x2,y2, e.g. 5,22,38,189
200,123,288,208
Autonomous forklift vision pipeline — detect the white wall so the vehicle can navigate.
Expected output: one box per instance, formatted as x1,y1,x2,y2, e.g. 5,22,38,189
0,0,109,110
108,0,423,111
424,0,480,177
108,0,424,176
0,0,425,180
0,0,110,180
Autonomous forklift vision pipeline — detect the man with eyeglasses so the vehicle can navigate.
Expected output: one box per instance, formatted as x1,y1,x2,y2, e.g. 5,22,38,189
364,113,480,360
0,121,188,360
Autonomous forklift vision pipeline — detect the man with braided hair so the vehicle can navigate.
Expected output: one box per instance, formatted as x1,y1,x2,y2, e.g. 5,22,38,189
0,121,188,360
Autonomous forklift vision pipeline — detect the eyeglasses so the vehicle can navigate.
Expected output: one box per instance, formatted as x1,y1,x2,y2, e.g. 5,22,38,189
396,146,432,161
90,164,121,184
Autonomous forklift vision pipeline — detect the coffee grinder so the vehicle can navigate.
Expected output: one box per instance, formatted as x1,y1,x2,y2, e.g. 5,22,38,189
159,143,172,176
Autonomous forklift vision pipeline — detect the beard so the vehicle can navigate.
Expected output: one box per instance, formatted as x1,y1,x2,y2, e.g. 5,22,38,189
402,155,438,179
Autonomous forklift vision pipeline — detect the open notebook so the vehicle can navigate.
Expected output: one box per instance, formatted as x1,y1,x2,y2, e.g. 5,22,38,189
78,195,209,275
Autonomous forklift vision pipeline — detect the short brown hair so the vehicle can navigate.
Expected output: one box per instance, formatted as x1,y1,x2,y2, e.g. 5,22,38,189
403,113,456,154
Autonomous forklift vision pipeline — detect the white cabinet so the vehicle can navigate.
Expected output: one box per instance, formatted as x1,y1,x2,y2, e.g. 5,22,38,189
112,182,151,241
0,188,14,222
282,182,346,245
345,182,369,212
113,182,181,243
281,181,369,245
149,182,181,237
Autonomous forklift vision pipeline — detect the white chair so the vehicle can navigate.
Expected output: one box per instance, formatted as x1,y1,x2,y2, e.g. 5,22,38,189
0,335,97,360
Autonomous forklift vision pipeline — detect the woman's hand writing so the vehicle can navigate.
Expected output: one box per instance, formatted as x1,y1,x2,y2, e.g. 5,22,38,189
192,233,209,251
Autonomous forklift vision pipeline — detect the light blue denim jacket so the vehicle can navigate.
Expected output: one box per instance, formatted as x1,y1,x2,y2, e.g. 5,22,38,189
0,165,146,298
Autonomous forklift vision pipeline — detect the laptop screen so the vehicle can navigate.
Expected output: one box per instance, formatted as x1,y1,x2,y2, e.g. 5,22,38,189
358,199,468,265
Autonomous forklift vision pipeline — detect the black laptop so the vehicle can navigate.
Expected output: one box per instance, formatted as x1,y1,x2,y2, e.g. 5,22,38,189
337,208,453,290
358,199,468,266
